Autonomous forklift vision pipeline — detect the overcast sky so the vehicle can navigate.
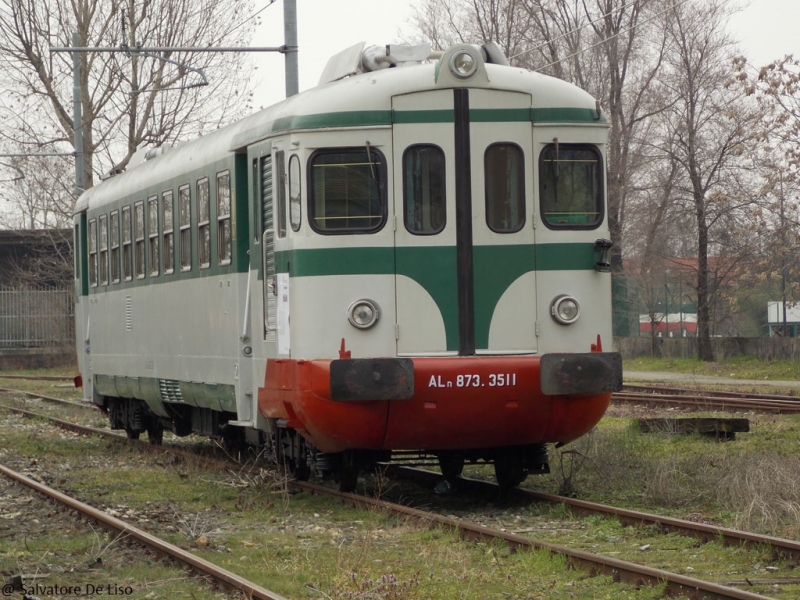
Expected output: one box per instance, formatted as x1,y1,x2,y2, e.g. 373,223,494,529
249,0,796,109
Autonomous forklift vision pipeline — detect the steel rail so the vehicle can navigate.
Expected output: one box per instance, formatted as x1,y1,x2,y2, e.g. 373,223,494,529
0,400,781,599
0,387,96,409
297,479,773,600
0,462,288,600
623,384,800,402
613,392,800,413
387,466,800,563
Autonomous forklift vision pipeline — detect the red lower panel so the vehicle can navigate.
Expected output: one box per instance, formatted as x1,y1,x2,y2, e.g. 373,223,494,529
258,357,611,453
382,357,610,449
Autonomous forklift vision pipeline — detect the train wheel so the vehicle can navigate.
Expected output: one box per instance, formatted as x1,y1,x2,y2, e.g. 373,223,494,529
290,434,311,481
437,453,465,481
494,452,527,489
337,450,359,493
274,427,310,481
147,419,164,445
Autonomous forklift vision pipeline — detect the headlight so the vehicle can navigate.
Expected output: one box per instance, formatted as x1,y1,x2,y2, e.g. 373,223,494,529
449,49,478,79
348,299,380,329
551,295,580,325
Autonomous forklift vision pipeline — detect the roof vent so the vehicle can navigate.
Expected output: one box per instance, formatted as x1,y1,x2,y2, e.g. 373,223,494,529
319,42,439,85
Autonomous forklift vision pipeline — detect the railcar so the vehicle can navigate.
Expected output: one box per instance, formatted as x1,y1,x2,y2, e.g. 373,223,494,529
73,41,622,491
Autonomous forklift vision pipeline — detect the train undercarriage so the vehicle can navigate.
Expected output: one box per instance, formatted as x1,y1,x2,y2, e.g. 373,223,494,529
103,396,549,492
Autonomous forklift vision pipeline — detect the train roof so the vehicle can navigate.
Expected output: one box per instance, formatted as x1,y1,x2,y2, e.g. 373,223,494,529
75,42,605,215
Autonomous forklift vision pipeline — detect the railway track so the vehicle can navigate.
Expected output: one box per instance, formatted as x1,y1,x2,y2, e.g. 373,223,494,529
0,395,794,599
614,384,800,413
0,462,288,600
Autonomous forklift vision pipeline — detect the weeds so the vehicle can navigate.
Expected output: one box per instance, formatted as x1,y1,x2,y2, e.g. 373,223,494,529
551,418,800,537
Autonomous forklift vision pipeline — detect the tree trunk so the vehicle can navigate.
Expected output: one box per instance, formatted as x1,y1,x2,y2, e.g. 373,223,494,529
695,197,714,361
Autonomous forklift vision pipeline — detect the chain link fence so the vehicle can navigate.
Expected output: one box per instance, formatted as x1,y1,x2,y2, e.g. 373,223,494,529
0,287,75,350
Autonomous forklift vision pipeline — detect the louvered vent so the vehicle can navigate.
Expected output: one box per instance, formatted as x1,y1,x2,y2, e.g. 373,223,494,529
159,379,183,403
125,295,133,331
261,155,277,341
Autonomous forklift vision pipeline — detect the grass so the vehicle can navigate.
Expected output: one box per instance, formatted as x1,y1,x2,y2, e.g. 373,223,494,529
624,355,800,381
0,410,672,600
4,364,800,598
542,413,800,538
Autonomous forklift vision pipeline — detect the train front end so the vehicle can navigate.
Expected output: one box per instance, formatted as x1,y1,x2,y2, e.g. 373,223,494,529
254,42,621,488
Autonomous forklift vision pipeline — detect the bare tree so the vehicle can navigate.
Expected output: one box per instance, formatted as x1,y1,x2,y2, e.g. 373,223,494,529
410,0,668,279
652,0,765,360
0,0,257,194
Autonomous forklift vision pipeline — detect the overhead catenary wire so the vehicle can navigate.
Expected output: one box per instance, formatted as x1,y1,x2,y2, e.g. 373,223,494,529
516,0,692,72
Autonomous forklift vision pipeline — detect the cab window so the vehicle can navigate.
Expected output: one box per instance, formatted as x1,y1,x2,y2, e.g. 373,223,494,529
485,143,524,233
309,148,386,233
539,144,603,229
403,144,445,235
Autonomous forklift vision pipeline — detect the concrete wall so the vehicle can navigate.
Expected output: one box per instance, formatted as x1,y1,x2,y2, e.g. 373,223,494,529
614,337,800,361
0,348,77,371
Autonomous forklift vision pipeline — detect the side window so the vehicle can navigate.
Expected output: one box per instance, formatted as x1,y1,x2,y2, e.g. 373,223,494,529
403,144,445,235
485,143,525,233
197,178,210,268
309,147,386,233
110,211,120,283
122,206,132,281
289,154,301,232
539,143,603,229
148,195,159,276
162,190,174,274
179,185,191,271
275,151,287,238
217,171,232,264
98,214,108,285
88,218,98,287
134,201,145,279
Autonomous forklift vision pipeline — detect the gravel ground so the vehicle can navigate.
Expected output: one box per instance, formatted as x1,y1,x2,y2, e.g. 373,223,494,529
0,412,246,600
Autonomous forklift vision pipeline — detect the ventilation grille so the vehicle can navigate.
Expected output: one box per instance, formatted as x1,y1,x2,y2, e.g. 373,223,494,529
125,295,133,331
159,379,183,403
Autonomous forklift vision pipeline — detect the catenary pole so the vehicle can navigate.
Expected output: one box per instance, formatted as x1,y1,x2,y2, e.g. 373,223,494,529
284,0,299,97
53,3,300,196
72,32,84,197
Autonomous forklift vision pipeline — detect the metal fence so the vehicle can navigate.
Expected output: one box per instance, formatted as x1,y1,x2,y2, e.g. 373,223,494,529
0,287,75,349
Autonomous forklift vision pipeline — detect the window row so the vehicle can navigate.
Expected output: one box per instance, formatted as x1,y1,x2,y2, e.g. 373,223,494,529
264,143,602,237
403,142,603,234
88,170,231,287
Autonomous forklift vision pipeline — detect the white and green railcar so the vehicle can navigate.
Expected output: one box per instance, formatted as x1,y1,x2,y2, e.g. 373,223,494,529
74,42,621,490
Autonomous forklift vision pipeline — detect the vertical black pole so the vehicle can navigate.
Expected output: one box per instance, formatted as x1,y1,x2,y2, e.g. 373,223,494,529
453,88,474,355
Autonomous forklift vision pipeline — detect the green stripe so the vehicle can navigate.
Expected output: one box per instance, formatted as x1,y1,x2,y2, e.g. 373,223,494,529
392,109,454,124
277,243,597,351
276,247,394,276
395,246,459,351
278,243,595,277
531,107,606,124
273,110,392,130
233,106,605,148
470,108,531,122
473,245,536,348
534,242,598,270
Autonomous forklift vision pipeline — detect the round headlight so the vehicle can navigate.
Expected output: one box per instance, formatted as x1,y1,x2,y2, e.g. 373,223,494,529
348,299,380,330
449,50,478,79
551,295,580,325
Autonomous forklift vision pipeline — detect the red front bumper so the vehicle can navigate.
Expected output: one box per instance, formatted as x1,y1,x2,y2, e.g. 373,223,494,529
259,355,614,453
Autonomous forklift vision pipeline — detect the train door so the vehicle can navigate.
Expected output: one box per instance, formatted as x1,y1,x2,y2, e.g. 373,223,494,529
257,144,290,357
392,89,537,356
392,89,458,356
469,89,537,354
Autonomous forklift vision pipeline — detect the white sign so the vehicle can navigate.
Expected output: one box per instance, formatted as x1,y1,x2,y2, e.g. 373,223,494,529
276,273,290,356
